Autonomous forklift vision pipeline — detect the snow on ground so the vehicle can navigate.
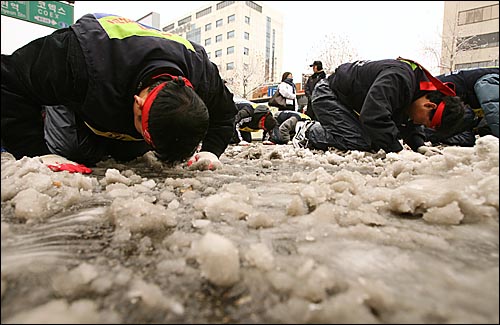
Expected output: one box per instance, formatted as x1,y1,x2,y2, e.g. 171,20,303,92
1,136,499,323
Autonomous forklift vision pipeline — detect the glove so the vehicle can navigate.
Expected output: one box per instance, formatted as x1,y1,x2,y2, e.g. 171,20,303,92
39,154,92,174
187,151,222,171
417,146,442,156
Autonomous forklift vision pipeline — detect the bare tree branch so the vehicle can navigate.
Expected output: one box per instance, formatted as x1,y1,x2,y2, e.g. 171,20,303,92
306,34,360,74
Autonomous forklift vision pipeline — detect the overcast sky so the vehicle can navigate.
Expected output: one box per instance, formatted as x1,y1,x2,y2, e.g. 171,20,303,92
1,1,444,77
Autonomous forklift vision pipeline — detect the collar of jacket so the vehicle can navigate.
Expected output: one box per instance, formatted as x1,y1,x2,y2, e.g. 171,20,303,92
135,62,183,94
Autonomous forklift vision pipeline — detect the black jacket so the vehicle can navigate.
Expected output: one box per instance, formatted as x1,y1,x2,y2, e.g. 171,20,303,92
437,67,499,109
1,13,236,159
328,59,431,152
70,13,237,157
305,70,326,98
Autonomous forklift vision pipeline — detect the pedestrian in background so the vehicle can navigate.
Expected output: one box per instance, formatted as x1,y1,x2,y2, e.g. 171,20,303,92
304,60,326,120
277,72,298,111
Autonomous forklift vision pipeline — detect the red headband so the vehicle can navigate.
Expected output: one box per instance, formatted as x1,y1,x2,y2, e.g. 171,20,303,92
430,101,445,129
141,74,193,147
397,57,455,131
259,112,272,131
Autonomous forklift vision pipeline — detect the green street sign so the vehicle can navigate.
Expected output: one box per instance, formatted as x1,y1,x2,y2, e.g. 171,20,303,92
1,1,74,29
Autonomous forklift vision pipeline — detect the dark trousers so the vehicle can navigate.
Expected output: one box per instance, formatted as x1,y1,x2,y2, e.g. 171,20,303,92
307,79,371,151
305,97,316,120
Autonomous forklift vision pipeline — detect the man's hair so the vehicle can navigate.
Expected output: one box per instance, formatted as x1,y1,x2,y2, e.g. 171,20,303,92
264,113,277,131
148,78,209,163
427,91,465,138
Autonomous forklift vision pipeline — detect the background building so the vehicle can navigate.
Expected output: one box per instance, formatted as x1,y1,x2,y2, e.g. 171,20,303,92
162,1,283,98
441,1,499,73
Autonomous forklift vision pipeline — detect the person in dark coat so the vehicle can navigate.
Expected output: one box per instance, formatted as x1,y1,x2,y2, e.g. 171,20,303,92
1,13,237,171
293,57,465,155
304,60,327,120
267,110,311,144
231,101,277,145
424,67,499,146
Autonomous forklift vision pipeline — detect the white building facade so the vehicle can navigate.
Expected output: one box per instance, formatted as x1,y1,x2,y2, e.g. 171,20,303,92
162,1,284,97
441,1,499,73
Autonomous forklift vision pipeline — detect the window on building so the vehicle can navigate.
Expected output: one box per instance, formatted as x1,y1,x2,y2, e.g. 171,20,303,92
216,34,223,43
228,14,235,23
245,1,262,13
178,15,191,26
227,30,235,39
226,62,234,70
205,23,212,31
217,1,235,10
186,27,201,45
216,19,223,27
163,23,175,32
456,59,499,70
227,46,234,55
243,47,249,55
207,52,211,59
458,4,499,25
196,6,212,19
458,32,499,50
245,16,250,24
215,49,222,58
205,38,211,46
244,32,250,40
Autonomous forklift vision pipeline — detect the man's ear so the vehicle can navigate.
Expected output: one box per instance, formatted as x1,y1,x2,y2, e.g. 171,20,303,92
134,95,145,108
424,101,438,110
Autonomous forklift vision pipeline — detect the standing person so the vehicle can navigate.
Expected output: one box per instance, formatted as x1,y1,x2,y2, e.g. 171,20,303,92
424,67,499,146
1,13,237,172
293,57,465,155
304,60,327,120
277,72,298,111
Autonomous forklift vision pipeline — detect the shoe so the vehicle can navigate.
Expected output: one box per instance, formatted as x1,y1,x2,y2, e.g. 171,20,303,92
292,120,314,149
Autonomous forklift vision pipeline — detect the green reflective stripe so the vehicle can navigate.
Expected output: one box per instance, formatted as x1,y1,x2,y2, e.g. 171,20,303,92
299,113,311,120
398,59,419,71
240,126,259,132
85,122,143,141
97,15,195,52
473,108,485,118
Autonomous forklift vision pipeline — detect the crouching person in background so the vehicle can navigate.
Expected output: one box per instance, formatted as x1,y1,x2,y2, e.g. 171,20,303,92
230,100,277,145
424,67,499,147
293,57,465,156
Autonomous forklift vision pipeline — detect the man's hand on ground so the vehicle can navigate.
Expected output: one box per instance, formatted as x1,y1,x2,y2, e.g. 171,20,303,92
417,146,443,156
238,140,251,146
187,151,222,171
39,154,92,174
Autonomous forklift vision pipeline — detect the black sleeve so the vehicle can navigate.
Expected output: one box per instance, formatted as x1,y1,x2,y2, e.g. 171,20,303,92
400,123,426,151
359,68,414,153
234,105,252,125
305,78,312,98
